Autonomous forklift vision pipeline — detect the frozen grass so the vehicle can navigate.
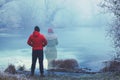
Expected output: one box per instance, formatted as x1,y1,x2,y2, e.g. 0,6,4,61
0,71,120,80
0,72,28,80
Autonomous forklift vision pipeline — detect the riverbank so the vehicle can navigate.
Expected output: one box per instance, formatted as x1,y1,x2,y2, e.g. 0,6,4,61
0,71,120,80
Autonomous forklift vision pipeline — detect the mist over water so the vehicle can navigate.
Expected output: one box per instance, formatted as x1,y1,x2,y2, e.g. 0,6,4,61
0,0,114,71
0,26,113,71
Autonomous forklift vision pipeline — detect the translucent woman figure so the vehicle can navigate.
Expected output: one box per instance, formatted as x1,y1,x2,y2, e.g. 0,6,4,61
45,28,58,69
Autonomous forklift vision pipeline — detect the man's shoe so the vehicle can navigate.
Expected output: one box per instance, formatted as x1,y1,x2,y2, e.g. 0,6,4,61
40,74,45,77
30,73,34,77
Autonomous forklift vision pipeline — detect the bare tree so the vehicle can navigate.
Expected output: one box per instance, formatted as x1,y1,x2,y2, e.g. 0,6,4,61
18,0,66,33
101,0,120,58
0,0,21,32
44,0,65,27
0,0,13,8
0,0,67,34
0,0,11,29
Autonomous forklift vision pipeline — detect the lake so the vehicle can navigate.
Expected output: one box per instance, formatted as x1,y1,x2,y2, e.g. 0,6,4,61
0,26,114,72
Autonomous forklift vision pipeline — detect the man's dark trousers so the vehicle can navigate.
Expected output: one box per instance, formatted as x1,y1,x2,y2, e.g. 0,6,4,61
31,50,44,75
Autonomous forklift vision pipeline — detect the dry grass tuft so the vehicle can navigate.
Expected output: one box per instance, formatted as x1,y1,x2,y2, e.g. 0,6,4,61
4,64,16,74
51,59,79,70
101,59,120,72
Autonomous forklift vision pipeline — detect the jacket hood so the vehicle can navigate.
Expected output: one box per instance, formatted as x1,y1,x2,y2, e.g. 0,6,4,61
33,31,39,37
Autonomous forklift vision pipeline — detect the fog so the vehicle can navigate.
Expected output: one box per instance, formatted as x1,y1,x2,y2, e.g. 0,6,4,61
0,0,114,71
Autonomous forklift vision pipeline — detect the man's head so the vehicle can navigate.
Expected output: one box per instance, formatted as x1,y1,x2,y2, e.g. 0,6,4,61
34,26,40,32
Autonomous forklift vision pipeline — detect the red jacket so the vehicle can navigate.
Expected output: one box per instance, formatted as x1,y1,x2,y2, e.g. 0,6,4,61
27,31,47,50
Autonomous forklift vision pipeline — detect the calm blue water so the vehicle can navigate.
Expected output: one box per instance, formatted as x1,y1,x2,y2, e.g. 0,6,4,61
0,27,113,72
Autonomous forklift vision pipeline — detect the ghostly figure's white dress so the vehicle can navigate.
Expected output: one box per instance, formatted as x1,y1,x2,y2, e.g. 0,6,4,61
45,33,58,69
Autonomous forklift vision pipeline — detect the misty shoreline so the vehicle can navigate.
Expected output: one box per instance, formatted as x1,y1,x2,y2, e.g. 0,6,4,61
0,48,110,72
0,70,120,80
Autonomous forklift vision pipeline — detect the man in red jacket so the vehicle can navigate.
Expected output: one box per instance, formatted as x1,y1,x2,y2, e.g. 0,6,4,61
27,26,47,77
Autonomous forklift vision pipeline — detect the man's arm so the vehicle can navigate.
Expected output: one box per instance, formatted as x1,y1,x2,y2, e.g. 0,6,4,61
42,35,47,47
27,35,33,47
